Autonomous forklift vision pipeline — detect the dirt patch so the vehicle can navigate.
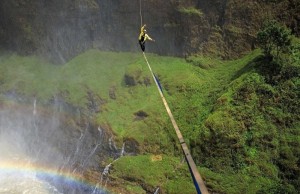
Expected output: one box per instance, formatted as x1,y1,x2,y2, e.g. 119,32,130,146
151,155,162,162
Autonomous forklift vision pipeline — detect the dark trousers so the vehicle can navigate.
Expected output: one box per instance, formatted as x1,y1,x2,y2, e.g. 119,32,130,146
139,40,145,52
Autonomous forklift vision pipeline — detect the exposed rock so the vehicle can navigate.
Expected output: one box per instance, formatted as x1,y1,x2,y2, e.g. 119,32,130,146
109,85,116,100
86,90,106,114
0,101,113,174
0,0,299,61
123,137,140,154
124,65,150,87
124,73,138,86
134,110,149,121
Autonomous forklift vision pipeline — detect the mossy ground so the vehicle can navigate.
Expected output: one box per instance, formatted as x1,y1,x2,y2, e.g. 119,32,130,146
0,48,299,193
110,155,195,194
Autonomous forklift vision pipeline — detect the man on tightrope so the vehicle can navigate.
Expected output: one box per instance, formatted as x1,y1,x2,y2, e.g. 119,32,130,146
138,24,155,52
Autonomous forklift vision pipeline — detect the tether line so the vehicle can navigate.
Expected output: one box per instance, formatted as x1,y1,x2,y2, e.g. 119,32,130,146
139,0,143,27
142,52,209,194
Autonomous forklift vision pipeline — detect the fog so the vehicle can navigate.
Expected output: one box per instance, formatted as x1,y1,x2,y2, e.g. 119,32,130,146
0,0,187,63
0,100,111,193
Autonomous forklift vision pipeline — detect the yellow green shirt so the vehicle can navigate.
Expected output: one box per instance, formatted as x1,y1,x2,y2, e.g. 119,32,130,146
139,25,153,42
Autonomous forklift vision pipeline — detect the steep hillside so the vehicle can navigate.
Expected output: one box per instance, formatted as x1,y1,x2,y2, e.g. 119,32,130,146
1,45,299,193
0,0,299,62
0,1,299,191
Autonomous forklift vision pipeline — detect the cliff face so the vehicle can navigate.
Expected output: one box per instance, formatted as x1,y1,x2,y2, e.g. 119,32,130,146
0,0,299,62
0,0,103,63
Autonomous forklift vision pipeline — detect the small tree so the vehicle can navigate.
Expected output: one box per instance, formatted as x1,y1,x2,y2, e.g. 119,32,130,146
257,20,291,58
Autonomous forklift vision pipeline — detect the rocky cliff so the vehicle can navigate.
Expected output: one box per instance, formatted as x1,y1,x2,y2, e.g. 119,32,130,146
0,0,299,62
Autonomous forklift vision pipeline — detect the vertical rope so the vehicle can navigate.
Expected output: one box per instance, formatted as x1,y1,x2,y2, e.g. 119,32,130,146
139,0,143,27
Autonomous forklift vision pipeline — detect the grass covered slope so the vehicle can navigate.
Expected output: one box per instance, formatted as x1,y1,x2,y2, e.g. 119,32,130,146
191,54,300,192
0,48,299,194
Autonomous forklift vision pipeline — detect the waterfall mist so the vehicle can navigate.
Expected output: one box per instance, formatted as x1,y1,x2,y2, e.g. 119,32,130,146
0,0,187,64
0,100,110,193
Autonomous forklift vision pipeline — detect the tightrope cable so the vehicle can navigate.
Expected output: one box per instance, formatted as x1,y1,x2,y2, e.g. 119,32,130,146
142,52,209,194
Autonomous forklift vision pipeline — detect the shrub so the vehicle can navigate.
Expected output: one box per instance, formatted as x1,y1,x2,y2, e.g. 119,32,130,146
257,20,291,58
178,7,203,17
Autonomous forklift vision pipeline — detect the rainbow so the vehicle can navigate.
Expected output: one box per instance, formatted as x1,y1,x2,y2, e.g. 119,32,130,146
0,160,109,194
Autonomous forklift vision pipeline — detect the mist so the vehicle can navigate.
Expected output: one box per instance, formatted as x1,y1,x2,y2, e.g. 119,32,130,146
0,0,188,64
0,99,113,193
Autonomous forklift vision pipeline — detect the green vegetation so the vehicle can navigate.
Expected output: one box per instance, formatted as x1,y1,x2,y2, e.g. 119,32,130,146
110,155,195,194
0,42,299,193
190,32,299,193
0,54,61,100
178,6,203,17
185,55,218,69
257,20,291,58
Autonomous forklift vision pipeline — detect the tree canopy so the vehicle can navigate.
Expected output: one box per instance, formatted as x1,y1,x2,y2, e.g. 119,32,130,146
257,20,291,58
